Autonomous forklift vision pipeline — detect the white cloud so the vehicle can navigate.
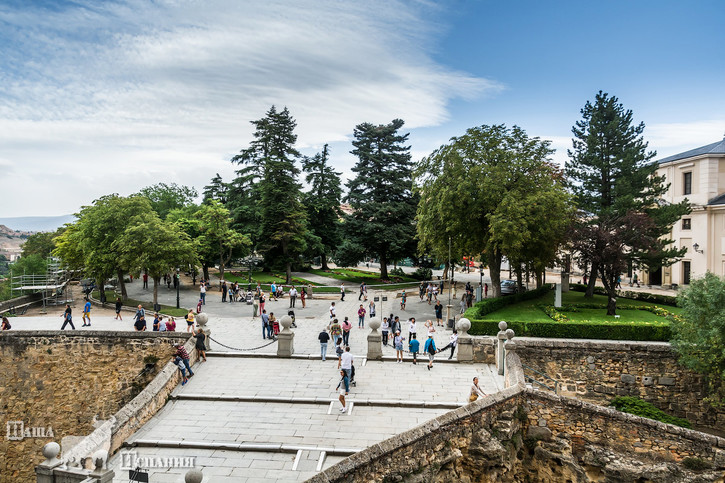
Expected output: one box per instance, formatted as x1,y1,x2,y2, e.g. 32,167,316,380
646,120,725,159
0,0,501,217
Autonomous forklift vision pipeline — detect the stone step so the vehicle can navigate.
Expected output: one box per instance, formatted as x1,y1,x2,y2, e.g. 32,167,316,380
170,393,465,409
123,439,363,456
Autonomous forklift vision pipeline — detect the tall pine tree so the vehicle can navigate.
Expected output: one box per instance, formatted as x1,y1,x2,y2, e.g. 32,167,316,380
567,91,690,314
341,119,417,279
302,144,342,270
231,106,308,282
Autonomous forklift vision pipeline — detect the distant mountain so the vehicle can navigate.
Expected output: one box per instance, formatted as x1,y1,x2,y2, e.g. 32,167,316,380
0,215,75,232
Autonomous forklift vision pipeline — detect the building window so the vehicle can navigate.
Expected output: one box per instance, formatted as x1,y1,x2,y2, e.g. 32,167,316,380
683,172,692,195
683,261,691,285
682,218,691,230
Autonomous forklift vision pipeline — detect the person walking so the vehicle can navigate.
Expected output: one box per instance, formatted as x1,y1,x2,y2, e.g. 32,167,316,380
336,369,348,413
408,317,417,342
484,283,488,298
194,328,208,362
261,310,270,339
329,318,342,346
434,300,443,327
357,304,366,329
300,287,306,308
400,291,407,310
394,331,404,363
329,302,336,319
408,333,419,364
60,304,75,330
424,334,437,370
368,299,376,318
143,272,149,289
339,346,353,392
419,281,425,302
185,309,195,333
381,317,390,346
221,281,228,302
439,330,458,359
358,282,365,301
460,293,467,314
114,298,123,320
289,286,297,308
340,283,345,301
174,344,194,378
152,313,161,331
318,329,330,360
423,334,436,371
200,282,206,305
270,282,277,301
341,317,352,346
259,291,266,314
391,315,401,336
469,377,486,402
82,299,92,327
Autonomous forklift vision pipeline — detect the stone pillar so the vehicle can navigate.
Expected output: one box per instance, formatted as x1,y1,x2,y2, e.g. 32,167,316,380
35,442,63,483
456,318,473,363
277,315,294,357
504,329,516,376
446,304,454,331
196,313,210,351
366,318,382,360
554,283,562,308
496,321,508,376
308,284,313,299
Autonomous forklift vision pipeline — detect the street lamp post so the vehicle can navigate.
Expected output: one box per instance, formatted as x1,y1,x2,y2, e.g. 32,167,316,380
176,267,180,309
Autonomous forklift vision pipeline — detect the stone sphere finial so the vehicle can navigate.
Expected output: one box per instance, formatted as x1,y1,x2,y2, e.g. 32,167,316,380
42,442,61,461
457,318,471,334
498,321,508,331
185,469,203,483
369,318,381,331
280,315,293,330
196,313,208,327
505,328,515,340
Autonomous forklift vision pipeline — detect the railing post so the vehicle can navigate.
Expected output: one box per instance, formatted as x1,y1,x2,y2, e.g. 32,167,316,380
496,321,507,375
185,468,203,483
455,318,473,362
36,442,63,483
366,318,383,360
277,315,294,357
503,329,516,376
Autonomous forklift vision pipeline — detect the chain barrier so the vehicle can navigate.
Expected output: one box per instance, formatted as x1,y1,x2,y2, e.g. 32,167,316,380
209,336,277,352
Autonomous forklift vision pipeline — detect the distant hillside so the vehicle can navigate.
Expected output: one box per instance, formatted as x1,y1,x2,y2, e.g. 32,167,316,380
0,215,75,232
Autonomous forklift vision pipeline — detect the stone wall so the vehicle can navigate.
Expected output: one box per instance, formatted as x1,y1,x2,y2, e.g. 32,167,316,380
309,352,725,483
512,338,725,432
0,331,189,483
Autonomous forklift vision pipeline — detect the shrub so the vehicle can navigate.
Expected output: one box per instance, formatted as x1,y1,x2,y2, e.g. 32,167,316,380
465,284,553,319
610,396,691,428
388,267,406,278
468,319,671,341
569,283,678,307
682,457,712,471
411,267,433,281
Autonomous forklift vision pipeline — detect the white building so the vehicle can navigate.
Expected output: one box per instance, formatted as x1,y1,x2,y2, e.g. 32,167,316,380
645,136,725,286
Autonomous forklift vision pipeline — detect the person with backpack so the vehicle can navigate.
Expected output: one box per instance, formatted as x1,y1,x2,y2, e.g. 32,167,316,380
114,298,123,320
329,318,342,346
60,304,75,330
424,334,437,370
1,316,11,330
341,317,352,346
408,333,419,365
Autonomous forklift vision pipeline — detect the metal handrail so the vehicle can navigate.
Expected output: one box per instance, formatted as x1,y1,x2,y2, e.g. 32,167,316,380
521,363,560,393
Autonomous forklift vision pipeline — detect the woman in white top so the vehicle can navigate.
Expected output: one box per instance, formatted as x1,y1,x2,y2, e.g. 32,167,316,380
424,319,435,337
408,318,417,341
469,377,486,402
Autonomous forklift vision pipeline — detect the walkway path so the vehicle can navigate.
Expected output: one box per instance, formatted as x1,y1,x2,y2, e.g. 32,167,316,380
290,271,343,286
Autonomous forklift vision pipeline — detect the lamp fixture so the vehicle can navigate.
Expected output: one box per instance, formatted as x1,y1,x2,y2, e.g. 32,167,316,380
693,243,704,254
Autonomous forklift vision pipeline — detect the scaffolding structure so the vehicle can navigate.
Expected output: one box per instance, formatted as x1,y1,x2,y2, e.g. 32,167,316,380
10,257,73,312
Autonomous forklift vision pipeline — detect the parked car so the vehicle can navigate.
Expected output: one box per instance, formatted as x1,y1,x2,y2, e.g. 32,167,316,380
500,280,518,295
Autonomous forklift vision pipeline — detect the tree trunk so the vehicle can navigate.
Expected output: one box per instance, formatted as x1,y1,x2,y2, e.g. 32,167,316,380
97,277,106,303
515,265,523,291
202,264,210,282
321,253,329,270
286,262,291,284
117,269,128,300
153,277,160,306
585,263,598,298
380,254,388,280
443,261,449,283
606,295,617,316
487,250,503,298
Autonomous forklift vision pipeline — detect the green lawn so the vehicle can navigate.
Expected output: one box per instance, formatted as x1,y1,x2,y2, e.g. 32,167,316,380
478,289,681,323
308,268,418,285
224,271,318,287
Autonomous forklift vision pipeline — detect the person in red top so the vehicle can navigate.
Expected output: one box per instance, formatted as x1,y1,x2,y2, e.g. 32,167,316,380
341,317,352,346
165,317,176,331
142,272,149,289
174,344,194,377
357,304,366,329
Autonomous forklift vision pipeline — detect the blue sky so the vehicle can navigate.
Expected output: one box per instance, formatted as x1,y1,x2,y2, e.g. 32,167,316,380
0,0,723,217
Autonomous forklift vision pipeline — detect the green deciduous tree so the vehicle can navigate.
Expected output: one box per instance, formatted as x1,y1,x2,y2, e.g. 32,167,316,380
231,106,308,282
195,200,251,281
415,124,569,296
138,182,198,219
671,272,725,407
115,212,198,306
302,144,342,270
342,119,417,279
21,230,63,259
566,91,690,314
10,254,48,276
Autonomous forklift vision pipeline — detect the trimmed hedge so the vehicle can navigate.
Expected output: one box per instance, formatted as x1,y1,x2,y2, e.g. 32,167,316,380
468,318,671,341
569,283,678,307
610,396,691,428
464,284,553,319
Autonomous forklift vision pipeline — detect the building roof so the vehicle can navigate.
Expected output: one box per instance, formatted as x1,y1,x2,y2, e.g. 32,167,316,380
657,137,725,164
708,193,725,206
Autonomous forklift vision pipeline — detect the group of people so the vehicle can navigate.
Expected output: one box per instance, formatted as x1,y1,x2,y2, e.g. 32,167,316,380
220,280,249,303
418,281,443,305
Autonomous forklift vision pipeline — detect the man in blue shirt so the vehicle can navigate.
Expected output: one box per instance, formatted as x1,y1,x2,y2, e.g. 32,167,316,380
408,333,420,365
270,282,277,301
82,300,92,327
261,310,270,339
424,334,437,371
